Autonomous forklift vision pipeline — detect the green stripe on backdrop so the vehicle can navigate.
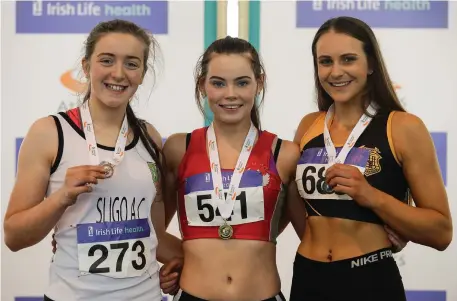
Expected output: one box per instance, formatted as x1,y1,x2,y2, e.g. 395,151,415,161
247,0,261,107
248,0,260,51
203,1,218,126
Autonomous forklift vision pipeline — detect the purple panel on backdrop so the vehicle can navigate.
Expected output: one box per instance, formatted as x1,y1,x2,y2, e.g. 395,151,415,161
406,290,446,301
16,1,168,34
296,0,448,28
430,132,447,186
15,137,24,173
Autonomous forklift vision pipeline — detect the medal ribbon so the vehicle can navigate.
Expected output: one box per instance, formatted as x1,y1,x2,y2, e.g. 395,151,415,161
80,101,129,167
207,122,257,220
323,102,378,166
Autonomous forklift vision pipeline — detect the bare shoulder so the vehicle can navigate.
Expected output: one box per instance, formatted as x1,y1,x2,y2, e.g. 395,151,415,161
390,111,431,163
29,115,59,137
294,111,324,144
162,132,188,171
163,133,187,153
143,121,163,149
279,139,300,158
276,138,300,184
391,111,427,133
23,116,59,161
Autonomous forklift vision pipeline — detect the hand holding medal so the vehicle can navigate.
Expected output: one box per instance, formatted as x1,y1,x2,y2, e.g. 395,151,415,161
324,163,377,208
59,165,108,207
322,102,378,208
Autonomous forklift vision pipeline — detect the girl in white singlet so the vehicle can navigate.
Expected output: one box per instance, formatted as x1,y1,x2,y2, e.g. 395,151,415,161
4,19,182,301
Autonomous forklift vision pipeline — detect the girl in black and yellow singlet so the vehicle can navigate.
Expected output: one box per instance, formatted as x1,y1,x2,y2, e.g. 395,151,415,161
288,17,452,301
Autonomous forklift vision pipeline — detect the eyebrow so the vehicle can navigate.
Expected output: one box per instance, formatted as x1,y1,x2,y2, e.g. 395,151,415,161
318,53,358,59
209,75,252,81
97,52,141,61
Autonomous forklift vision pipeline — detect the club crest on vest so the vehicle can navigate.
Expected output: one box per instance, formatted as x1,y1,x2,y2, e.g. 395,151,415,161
147,162,159,187
361,146,382,177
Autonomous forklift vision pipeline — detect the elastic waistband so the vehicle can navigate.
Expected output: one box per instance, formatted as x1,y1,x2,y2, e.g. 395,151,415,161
173,289,286,301
296,247,394,269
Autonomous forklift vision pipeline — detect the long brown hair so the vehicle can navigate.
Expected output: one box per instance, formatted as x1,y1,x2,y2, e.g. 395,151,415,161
312,17,406,114
194,36,267,130
81,19,166,190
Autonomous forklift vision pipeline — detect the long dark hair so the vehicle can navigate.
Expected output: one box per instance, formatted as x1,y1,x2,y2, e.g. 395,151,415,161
194,36,267,130
82,19,165,190
312,17,406,114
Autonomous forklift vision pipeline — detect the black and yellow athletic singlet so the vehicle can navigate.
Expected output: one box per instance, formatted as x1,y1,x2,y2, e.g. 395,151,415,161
295,110,410,224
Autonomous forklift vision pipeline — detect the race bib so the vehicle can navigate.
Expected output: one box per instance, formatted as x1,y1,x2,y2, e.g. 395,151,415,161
184,170,265,226
296,147,370,200
77,218,152,278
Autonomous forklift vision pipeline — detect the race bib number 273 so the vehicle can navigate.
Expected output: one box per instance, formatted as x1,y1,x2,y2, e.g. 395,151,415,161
76,219,152,279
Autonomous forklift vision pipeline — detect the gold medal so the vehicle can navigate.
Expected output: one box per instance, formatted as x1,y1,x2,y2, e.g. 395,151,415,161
100,161,114,178
218,221,233,240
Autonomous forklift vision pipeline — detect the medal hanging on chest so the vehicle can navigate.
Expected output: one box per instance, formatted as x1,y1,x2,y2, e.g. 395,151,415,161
322,102,378,192
79,101,129,179
207,122,257,240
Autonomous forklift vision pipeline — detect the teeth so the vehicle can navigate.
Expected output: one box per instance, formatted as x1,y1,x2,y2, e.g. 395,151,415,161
221,105,241,109
106,84,126,91
331,81,351,87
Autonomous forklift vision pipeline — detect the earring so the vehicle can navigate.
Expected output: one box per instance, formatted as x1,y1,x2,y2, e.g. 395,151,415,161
255,94,260,103
368,70,373,75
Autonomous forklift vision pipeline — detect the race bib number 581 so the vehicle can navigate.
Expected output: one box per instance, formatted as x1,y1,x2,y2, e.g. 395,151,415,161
184,171,265,226
76,219,152,278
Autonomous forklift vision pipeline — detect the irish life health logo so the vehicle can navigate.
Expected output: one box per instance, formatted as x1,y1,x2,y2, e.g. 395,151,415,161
16,1,168,34
296,0,448,28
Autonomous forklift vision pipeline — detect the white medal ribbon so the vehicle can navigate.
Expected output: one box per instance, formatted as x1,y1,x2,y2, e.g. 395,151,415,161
323,102,378,166
80,101,129,170
207,122,257,220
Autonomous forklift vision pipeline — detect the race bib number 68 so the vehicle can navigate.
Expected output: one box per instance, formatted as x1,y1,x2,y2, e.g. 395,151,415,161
76,219,152,278
296,163,365,200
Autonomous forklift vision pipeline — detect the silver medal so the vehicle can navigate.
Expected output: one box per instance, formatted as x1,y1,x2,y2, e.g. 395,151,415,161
322,182,333,194
100,161,114,178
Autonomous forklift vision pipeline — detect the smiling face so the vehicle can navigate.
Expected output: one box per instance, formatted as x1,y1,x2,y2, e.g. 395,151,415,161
83,32,146,108
315,30,372,105
201,53,261,126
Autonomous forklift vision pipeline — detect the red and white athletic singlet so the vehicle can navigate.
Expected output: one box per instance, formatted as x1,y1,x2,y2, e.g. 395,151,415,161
177,127,286,243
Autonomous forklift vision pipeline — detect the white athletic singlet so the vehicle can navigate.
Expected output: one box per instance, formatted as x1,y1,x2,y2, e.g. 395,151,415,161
44,111,162,301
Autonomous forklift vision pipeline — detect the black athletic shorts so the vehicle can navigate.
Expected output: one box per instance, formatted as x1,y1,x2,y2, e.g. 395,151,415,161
173,289,286,301
289,247,407,301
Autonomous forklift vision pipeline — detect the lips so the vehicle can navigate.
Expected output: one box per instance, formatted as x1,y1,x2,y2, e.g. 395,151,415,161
219,104,243,110
329,81,352,87
104,83,128,91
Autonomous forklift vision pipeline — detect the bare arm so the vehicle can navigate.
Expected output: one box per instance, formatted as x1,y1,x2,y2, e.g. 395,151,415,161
162,133,187,228
278,112,322,238
276,139,304,237
151,196,184,263
3,117,69,251
144,124,184,263
371,112,452,250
